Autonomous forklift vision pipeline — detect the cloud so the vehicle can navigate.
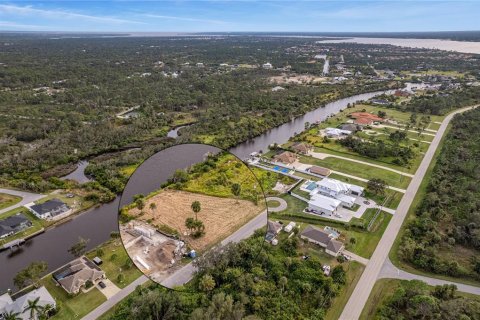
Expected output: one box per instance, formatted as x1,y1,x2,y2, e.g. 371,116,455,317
0,4,145,25
142,13,226,24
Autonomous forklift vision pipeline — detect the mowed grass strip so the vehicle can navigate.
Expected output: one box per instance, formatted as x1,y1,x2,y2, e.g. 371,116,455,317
0,192,22,210
299,155,411,189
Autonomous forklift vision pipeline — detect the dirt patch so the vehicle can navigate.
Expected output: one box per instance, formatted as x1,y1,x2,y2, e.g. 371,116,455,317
129,190,265,251
269,74,326,85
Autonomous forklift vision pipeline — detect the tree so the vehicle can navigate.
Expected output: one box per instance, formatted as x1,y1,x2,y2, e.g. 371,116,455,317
14,261,48,289
40,304,55,319
185,217,196,232
349,237,356,245
331,266,346,285
231,183,241,203
377,110,387,118
68,237,89,257
198,274,216,292
2,310,21,320
279,276,288,293
96,248,104,257
191,201,201,221
135,198,145,210
367,178,387,196
149,202,157,213
24,297,43,320
117,273,125,284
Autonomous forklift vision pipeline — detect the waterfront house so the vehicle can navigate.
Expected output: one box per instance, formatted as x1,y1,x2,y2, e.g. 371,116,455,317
28,199,71,220
0,286,56,320
291,142,313,154
53,257,105,294
273,151,298,164
324,127,352,138
0,213,32,239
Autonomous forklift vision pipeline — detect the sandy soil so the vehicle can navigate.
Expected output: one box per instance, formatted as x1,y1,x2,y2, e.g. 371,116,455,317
129,190,265,251
269,74,326,85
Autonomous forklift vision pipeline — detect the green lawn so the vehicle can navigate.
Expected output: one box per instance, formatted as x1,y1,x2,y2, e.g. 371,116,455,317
347,211,392,258
266,199,281,208
0,192,22,210
325,262,365,320
0,207,44,246
299,154,411,189
86,239,142,289
41,277,107,320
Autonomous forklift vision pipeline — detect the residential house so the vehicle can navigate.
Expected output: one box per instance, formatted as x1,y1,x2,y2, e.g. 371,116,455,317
262,63,273,69
273,151,298,164
265,220,282,242
0,286,56,320
339,123,361,133
299,225,345,257
308,166,331,177
28,199,71,220
53,257,105,294
307,194,341,216
0,214,32,239
324,127,352,138
302,178,363,208
291,142,313,155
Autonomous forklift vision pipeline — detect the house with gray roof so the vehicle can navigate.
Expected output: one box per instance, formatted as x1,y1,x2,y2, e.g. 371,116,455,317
0,213,32,239
0,286,56,320
27,199,71,220
53,257,105,294
300,225,344,257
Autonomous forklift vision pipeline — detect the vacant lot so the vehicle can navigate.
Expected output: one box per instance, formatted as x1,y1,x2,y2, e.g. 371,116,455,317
129,190,265,251
0,192,21,210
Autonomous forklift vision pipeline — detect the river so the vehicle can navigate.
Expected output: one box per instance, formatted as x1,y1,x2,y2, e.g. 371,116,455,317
60,161,91,184
0,89,392,292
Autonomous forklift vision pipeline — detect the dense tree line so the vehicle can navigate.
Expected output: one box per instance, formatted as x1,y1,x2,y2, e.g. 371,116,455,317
108,230,348,319
375,280,480,319
399,108,480,280
338,135,415,165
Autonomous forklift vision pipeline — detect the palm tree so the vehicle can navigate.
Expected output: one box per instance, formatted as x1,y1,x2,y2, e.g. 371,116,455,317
3,310,21,320
41,304,55,319
24,297,43,320
191,201,201,221
149,202,157,214
231,183,241,203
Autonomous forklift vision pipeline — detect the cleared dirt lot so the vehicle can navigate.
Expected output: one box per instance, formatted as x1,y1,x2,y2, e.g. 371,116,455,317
129,190,265,251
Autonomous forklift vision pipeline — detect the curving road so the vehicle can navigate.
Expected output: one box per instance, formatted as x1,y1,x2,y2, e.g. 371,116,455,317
339,105,478,320
82,197,285,320
0,188,45,215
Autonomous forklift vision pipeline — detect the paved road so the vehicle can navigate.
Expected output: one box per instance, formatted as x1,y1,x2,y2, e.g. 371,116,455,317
83,197,283,319
379,258,480,296
0,188,45,215
339,105,478,320
309,151,414,178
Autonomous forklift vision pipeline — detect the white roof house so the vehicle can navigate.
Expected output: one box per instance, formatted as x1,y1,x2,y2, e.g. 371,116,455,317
335,194,356,208
1,286,56,320
308,194,342,215
316,178,364,198
262,62,273,69
324,127,352,138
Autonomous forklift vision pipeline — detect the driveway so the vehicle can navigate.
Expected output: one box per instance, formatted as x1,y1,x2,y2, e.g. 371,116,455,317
343,250,369,266
0,188,46,215
339,105,478,320
308,151,414,178
97,279,121,299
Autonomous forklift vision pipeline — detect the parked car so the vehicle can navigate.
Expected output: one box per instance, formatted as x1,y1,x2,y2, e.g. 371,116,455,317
98,281,106,289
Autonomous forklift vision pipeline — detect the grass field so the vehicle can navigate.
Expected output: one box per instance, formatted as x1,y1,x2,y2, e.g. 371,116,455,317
299,154,411,189
266,199,281,208
86,240,142,289
0,192,22,210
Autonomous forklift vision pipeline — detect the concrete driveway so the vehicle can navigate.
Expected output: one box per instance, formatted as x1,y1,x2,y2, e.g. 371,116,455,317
0,188,46,215
97,279,121,299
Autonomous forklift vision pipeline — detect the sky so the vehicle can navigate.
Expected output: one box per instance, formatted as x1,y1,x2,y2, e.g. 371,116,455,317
0,1,479,33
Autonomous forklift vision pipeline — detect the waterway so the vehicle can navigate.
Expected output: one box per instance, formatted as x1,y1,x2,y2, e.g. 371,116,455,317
60,161,91,184
316,37,480,55
0,89,394,292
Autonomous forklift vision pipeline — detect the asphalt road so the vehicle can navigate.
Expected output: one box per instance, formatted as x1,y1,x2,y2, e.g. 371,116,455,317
82,197,285,319
379,258,480,296
339,105,478,320
0,188,45,215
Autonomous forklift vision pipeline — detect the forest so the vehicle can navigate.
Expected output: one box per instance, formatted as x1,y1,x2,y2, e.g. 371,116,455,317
373,280,480,319
107,230,347,320
398,108,480,280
